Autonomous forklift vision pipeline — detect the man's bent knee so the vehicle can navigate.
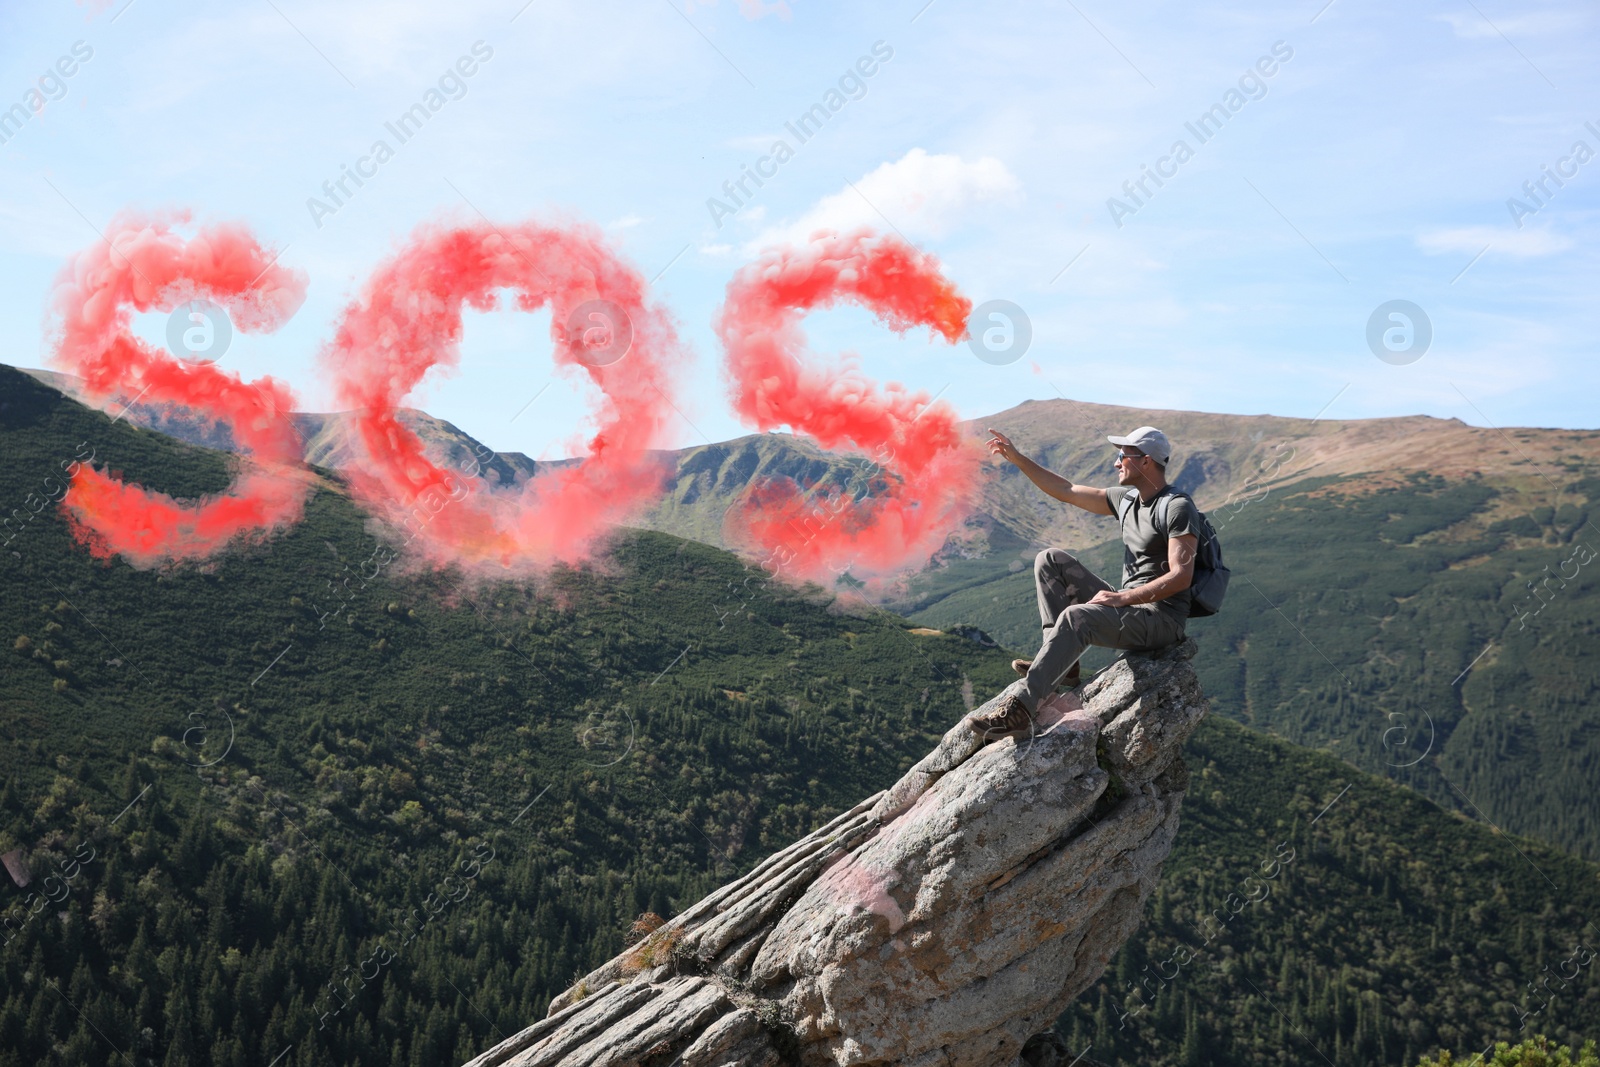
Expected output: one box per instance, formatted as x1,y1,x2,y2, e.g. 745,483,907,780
1035,547,1080,576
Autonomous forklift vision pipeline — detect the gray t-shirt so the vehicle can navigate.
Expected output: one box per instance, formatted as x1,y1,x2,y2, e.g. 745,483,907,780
1103,486,1200,617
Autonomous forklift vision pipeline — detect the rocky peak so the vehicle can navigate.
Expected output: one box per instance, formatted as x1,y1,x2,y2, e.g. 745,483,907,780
462,638,1209,1067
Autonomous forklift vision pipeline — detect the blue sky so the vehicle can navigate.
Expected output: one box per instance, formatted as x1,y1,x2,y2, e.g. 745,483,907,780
1,0,1596,461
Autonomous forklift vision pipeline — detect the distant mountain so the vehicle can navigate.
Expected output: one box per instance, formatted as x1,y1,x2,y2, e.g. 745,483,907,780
960,395,1597,554
15,366,884,548
24,365,1598,558
17,366,547,489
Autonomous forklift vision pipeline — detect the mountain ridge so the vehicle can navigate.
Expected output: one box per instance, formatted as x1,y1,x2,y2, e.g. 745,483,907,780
19,364,1599,562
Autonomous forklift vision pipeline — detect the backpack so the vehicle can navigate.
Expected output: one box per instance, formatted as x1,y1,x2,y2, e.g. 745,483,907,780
1115,487,1230,618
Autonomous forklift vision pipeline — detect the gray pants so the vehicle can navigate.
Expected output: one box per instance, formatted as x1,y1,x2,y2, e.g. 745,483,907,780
1021,548,1187,712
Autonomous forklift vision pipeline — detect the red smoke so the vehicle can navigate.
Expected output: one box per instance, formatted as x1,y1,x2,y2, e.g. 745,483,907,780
48,212,311,567
715,229,979,582
320,220,686,572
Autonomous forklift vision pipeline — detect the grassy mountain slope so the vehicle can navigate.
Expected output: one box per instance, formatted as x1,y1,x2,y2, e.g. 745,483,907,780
967,395,1600,550
2,366,1596,1067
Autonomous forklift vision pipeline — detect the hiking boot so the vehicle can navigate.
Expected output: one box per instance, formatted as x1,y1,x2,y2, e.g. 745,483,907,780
963,692,1036,742
1011,659,1081,687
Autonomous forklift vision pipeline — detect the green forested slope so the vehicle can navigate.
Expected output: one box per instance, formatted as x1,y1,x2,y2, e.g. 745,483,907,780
1058,714,1600,1066
1,365,1596,1067
907,474,1600,862
0,367,1009,1066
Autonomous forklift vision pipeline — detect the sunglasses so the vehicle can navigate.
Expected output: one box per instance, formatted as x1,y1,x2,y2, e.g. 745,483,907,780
1113,451,1147,464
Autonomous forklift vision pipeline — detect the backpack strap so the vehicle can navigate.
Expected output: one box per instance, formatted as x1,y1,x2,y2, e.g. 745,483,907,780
1153,487,1184,538
1114,487,1139,524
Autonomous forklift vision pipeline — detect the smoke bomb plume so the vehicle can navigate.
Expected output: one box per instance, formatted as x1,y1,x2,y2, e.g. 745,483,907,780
715,230,980,582
48,211,311,567
320,219,687,575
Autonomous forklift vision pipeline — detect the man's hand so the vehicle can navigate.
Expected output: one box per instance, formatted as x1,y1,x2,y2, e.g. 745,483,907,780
988,427,1115,516
1088,589,1134,608
986,428,1021,466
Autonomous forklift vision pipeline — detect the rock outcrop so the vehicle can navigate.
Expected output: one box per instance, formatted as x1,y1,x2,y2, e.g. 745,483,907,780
462,638,1209,1067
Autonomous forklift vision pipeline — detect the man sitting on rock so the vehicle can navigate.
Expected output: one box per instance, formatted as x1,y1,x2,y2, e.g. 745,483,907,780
966,425,1198,741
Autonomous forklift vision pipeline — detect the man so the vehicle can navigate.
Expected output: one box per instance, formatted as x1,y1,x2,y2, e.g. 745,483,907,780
966,424,1199,741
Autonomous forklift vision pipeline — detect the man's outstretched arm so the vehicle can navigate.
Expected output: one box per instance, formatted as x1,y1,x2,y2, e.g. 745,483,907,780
987,428,1114,516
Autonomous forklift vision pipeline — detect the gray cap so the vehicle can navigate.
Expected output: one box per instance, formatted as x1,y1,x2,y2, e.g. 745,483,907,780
1107,425,1171,466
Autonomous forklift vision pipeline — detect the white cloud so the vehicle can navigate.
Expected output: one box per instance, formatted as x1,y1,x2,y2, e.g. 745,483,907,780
607,214,644,230
1435,10,1585,39
748,148,1020,252
1416,226,1573,259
